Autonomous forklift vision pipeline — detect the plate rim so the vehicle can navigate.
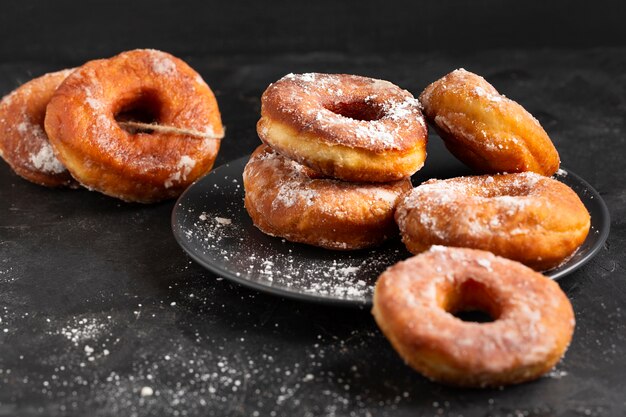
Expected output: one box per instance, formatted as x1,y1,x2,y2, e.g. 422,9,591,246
545,169,610,279
171,156,610,307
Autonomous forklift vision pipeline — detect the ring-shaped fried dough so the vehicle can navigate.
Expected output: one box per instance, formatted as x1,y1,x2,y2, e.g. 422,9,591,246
0,69,77,187
395,172,590,271
372,246,575,387
419,69,559,176
44,49,223,203
258,73,428,182
243,145,412,250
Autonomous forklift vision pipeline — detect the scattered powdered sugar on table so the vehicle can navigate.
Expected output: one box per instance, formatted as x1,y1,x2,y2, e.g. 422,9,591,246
55,316,109,346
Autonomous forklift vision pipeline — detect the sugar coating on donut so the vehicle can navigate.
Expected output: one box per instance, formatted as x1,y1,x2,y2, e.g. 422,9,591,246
29,141,66,174
265,73,426,152
164,155,197,188
373,246,575,386
148,52,177,76
10,116,66,175
0,69,76,187
44,49,223,202
395,172,590,270
420,68,559,175
251,147,401,213
258,73,428,183
397,172,543,239
243,145,412,250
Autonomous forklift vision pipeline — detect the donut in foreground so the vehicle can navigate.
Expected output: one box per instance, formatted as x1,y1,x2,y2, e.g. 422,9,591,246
44,49,223,203
419,69,559,176
372,246,575,387
243,145,412,250
257,73,428,182
0,69,77,187
395,172,590,271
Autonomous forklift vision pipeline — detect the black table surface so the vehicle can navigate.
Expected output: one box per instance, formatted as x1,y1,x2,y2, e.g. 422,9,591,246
1,47,625,416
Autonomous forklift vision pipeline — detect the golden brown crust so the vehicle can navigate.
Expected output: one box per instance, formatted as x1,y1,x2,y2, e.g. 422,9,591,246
258,73,428,182
419,69,560,176
395,172,590,271
243,144,412,250
0,69,77,187
44,49,223,203
372,246,575,387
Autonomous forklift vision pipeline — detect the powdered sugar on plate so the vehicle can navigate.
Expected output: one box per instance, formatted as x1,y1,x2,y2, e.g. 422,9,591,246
173,158,410,305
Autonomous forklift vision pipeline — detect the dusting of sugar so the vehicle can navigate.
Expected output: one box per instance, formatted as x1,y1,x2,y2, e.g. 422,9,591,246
165,155,196,188
29,141,66,174
12,113,67,175
56,317,108,346
398,174,548,240
353,122,396,148
545,369,569,379
273,73,424,151
476,258,493,271
214,217,231,225
474,86,503,102
151,55,176,76
187,210,397,300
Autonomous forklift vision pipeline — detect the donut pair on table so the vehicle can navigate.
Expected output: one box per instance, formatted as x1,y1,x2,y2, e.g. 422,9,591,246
244,73,428,250
0,49,223,203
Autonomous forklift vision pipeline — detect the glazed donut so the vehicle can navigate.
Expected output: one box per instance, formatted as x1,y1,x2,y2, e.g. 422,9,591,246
372,246,575,387
243,144,412,250
419,69,559,176
257,73,428,182
395,172,590,271
0,69,77,187
44,49,223,203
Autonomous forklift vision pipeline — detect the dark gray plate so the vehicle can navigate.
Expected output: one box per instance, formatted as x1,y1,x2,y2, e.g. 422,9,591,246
172,139,610,307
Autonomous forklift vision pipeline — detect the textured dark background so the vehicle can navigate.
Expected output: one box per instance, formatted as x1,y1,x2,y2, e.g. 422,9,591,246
1,1,626,416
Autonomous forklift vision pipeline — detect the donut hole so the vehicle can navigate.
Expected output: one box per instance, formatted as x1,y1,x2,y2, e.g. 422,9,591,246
325,101,384,121
445,279,501,323
114,90,163,133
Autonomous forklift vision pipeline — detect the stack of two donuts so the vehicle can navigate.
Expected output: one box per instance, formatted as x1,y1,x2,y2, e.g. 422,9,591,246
0,49,223,203
244,73,428,250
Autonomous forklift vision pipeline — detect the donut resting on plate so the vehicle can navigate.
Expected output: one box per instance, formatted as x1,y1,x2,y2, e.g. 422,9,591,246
419,69,559,176
258,73,428,182
243,145,412,250
395,172,590,270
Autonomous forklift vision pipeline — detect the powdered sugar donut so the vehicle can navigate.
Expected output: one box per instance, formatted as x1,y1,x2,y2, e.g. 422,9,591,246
419,69,560,176
372,246,575,387
0,69,77,187
44,49,223,203
243,145,412,250
395,172,590,270
257,73,428,182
